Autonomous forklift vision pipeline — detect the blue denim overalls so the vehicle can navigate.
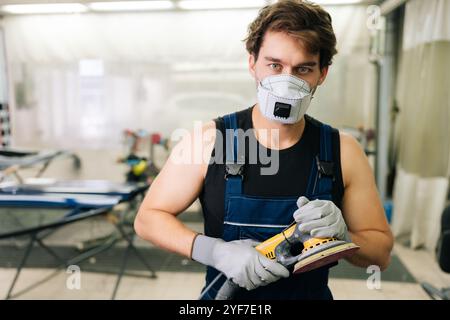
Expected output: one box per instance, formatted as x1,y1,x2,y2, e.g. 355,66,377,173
200,112,337,300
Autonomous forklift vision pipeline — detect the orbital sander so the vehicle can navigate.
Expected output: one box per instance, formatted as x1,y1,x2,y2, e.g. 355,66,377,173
256,222,359,273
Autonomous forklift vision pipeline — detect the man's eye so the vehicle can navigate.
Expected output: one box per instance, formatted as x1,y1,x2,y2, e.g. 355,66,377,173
297,67,312,74
269,63,281,70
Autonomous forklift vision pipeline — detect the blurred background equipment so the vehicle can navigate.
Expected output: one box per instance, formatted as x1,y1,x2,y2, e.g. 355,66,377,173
0,178,155,300
0,148,81,184
118,129,169,183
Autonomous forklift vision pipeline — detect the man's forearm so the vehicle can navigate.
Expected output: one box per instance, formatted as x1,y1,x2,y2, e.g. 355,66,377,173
346,230,393,271
134,208,198,258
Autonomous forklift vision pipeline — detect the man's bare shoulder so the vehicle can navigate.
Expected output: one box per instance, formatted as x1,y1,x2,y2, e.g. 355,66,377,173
172,120,216,151
338,131,368,187
167,120,217,179
339,131,364,153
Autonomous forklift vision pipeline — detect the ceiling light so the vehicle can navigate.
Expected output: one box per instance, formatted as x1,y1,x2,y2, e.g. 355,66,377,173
89,1,174,11
178,0,268,10
1,3,87,14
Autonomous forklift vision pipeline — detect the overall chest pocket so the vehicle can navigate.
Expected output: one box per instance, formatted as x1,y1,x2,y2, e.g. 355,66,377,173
225,196,298,223
224,195,298,242
239,225,285,242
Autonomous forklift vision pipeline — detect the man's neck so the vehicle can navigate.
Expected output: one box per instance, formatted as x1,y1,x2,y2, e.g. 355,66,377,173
252,104,306,150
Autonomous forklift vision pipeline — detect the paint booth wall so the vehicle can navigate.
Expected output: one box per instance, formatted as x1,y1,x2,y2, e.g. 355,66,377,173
1,6,376,179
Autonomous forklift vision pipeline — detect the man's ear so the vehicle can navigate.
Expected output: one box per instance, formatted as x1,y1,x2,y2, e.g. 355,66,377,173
248,54,256,78
318,66,329,86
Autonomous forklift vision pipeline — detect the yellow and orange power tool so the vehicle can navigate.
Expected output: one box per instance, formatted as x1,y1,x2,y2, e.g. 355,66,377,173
207,223,360,300
255,222,359,273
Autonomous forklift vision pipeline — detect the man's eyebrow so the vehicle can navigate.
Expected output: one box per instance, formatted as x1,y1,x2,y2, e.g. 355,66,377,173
294,62,317,67
263,57,317,67
264,56,283,63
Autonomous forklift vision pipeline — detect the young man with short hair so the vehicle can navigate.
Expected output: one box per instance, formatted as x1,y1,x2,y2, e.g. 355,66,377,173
135,0,393,300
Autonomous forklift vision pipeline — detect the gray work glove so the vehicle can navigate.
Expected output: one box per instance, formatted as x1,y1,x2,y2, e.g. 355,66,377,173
192,235,289,291
293,196,351,242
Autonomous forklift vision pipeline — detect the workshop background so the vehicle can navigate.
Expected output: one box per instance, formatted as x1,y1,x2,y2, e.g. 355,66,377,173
0,0,449,300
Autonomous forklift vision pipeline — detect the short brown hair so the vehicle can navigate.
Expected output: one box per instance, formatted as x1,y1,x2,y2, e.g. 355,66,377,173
245,0,337,69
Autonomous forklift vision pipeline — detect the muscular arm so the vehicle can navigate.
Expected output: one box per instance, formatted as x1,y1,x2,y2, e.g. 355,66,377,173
134,121,216,258
340,133,394,271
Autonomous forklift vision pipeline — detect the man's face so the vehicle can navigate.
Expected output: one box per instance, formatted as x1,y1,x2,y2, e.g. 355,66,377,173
249,30,328,91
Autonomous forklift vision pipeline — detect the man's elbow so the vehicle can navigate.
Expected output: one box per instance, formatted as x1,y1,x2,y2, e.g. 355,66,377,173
379,254,391,272
134,209,149,240
379,231,394,271
351,230,394,271
133,215,143,239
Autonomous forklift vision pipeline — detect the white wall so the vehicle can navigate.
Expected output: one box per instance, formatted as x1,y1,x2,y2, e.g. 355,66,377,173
3,6,376,179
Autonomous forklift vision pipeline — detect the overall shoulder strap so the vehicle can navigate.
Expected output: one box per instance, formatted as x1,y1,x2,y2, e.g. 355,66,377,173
305,123,335,201
223,112,244,196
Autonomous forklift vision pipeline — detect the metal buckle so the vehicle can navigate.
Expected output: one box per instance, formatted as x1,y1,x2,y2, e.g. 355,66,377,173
315,155,334,180
225,163,244,180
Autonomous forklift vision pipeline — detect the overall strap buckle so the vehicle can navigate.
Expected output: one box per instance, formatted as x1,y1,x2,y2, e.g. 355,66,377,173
225,163,244,180
315,155,335,181
223,112,245,181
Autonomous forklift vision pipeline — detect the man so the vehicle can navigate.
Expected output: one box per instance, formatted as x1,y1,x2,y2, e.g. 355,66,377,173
134,0,393,300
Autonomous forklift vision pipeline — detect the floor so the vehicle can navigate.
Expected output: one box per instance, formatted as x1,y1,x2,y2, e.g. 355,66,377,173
0,209,449,300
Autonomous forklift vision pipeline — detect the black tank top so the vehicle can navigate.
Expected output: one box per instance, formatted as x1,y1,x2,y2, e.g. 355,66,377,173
199,106,344,238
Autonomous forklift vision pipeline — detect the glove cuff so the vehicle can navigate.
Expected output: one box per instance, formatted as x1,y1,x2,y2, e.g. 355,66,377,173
343,229,352,243
191,234,222,267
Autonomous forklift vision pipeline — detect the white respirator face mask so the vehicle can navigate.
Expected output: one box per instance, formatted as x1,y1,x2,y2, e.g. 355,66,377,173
257,74,312,124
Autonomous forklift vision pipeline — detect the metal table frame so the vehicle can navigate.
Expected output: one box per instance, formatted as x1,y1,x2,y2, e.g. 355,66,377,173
0,188,156,300
0,149,81,184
